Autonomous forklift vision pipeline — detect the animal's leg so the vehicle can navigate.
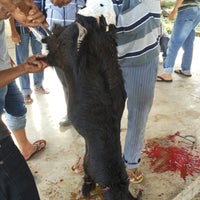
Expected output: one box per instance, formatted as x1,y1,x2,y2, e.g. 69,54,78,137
82,174,96,198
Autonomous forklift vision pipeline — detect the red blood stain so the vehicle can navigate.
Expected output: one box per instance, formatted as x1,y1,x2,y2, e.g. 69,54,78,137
144,133,200,180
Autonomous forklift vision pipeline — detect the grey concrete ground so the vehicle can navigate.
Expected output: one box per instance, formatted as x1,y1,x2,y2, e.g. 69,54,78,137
4,20,200,200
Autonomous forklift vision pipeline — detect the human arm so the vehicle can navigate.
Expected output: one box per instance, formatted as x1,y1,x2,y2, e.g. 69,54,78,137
0,0,48,27
0,54,48,88
0,4,11,20
50,0,72,7
9,17,21,45
168,0,184,20
0,0,17,12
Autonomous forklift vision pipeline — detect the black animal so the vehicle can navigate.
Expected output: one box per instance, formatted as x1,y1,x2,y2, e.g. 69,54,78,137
41,14,142,200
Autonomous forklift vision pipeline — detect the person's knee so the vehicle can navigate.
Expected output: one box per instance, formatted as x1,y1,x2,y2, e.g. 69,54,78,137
5,114,26,131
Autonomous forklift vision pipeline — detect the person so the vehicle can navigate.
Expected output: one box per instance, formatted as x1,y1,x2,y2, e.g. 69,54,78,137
0,120,41,200
0,21,46,161
45,0,85,126
0,54,47,200
160,21,170,62
71,0,160,183
0,1,47,161
0,2,48,199
112,0,160,184
9,0,49,105
157,0,200,82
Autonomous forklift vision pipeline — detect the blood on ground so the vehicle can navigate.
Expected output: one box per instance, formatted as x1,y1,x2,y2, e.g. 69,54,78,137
144,132,200,180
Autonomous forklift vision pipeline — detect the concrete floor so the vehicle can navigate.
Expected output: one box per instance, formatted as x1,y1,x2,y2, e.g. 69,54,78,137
4,20,200,200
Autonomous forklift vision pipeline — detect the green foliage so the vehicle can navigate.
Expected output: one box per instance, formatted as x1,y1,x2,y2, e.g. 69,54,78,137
161,1,175,8
161,1,175,34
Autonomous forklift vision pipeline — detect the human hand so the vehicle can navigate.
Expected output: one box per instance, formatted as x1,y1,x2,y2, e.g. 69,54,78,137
168,9,177,21
0,4,11,20
10,1,48,28
51,0,72,7
20,54,48,73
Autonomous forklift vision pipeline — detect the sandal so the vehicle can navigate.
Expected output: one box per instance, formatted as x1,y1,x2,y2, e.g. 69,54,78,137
35,86,49,94
26,139,46,161
126,168,144,184
174,69,192,77
71,156,84,174
24,95,33,104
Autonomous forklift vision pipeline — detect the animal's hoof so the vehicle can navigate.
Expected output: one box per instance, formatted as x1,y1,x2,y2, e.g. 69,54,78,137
82,181,96,197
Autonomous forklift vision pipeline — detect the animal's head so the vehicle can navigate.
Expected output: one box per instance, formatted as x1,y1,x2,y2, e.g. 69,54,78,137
41,23,80,69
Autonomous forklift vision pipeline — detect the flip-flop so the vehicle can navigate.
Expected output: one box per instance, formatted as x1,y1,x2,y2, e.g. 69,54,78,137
126,168,144,184
156,75,173,82
174,69,192,77
71,156,84,174
26,140,46,161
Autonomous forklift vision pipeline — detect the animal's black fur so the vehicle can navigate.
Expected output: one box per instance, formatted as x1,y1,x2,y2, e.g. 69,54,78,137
41,14,142,200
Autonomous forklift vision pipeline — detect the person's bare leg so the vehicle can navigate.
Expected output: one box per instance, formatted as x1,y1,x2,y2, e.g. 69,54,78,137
12,129,46,160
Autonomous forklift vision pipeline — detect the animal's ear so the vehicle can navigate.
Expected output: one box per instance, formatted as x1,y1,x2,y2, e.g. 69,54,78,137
76,22,87,51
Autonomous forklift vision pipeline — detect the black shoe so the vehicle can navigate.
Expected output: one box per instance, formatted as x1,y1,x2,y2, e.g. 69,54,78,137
59,116,71,127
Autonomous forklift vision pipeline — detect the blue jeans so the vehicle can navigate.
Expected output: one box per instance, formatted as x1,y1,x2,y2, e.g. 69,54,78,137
160,34,169,59
15,32,44,95
0,135,40,200
164,7,200,74
0,81,26,131
122,56,158,169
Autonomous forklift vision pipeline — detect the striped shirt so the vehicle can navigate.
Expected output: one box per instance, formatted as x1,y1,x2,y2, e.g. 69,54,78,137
113,0,160,67
179,0,200,11
45,0,85,28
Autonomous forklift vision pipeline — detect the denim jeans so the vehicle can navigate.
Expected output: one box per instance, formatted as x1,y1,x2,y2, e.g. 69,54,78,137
0,136,40,200
164,6,200,74
0,81,26,131
160,34,169,59
122,56,158,169
15,32,44,95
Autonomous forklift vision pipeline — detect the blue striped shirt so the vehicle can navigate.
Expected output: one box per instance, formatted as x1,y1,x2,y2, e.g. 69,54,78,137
45,0,86,29
113,0,160,67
